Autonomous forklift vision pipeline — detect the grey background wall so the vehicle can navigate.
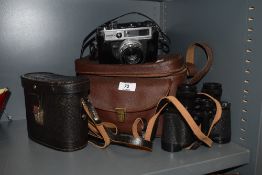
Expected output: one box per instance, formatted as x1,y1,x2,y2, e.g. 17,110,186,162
0,0,161,121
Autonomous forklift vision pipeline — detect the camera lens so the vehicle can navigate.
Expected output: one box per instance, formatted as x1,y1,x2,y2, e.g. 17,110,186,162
201,82,222,100
119,39,144,64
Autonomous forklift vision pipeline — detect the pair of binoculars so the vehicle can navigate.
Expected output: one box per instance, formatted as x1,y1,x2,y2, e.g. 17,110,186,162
161,82,231,152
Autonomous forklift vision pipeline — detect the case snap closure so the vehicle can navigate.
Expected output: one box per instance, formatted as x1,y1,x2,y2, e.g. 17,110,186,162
115,108,126,123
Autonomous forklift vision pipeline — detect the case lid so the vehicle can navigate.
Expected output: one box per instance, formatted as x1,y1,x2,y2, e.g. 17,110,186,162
75,54,186,77
21,72,90,94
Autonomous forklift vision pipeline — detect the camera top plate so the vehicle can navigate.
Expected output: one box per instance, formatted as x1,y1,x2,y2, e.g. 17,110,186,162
103,26,153,41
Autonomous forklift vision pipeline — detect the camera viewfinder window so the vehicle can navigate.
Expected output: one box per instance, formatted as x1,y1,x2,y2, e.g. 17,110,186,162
124,29,149,37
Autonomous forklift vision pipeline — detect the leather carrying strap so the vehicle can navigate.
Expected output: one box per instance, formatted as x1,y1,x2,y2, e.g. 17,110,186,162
141,93,222,147
82,98,152,151
81,93,222,151
186,43,213,85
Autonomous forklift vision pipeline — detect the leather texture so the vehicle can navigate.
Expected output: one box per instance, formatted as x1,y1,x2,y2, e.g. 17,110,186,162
75,43,213,136
81,93,222,151
21,72,90,152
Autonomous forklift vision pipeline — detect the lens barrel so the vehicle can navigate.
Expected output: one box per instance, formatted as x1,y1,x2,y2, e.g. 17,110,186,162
119,39,144,64
161,112,194,152
161,84,197,152
176,84,197,110
201,82,222,100
210,101,231,144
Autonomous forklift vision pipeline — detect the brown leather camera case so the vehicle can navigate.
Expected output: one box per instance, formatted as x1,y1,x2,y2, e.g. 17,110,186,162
75,43,213,136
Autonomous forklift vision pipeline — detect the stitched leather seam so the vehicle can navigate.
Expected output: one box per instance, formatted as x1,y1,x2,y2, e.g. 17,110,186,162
77,67,187,78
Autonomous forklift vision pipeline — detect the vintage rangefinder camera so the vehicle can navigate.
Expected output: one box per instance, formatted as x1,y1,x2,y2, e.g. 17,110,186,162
96,21,159,64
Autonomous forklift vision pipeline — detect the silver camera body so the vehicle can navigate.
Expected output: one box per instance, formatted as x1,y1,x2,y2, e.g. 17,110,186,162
96,21,159,64
103,26,153,41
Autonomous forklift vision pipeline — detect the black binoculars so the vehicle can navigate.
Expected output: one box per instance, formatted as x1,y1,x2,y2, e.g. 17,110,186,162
161,82,231,152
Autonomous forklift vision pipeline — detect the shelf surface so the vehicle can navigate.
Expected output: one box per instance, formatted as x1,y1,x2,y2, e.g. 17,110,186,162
0,120,249,175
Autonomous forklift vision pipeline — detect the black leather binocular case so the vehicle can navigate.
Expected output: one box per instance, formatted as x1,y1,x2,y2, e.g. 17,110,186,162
21,72,89,152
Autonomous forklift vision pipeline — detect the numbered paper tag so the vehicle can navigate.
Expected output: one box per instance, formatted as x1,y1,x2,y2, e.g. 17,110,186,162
118,82,136,91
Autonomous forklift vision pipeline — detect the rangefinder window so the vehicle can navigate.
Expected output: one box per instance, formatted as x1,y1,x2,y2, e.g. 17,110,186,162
124,29,150,37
